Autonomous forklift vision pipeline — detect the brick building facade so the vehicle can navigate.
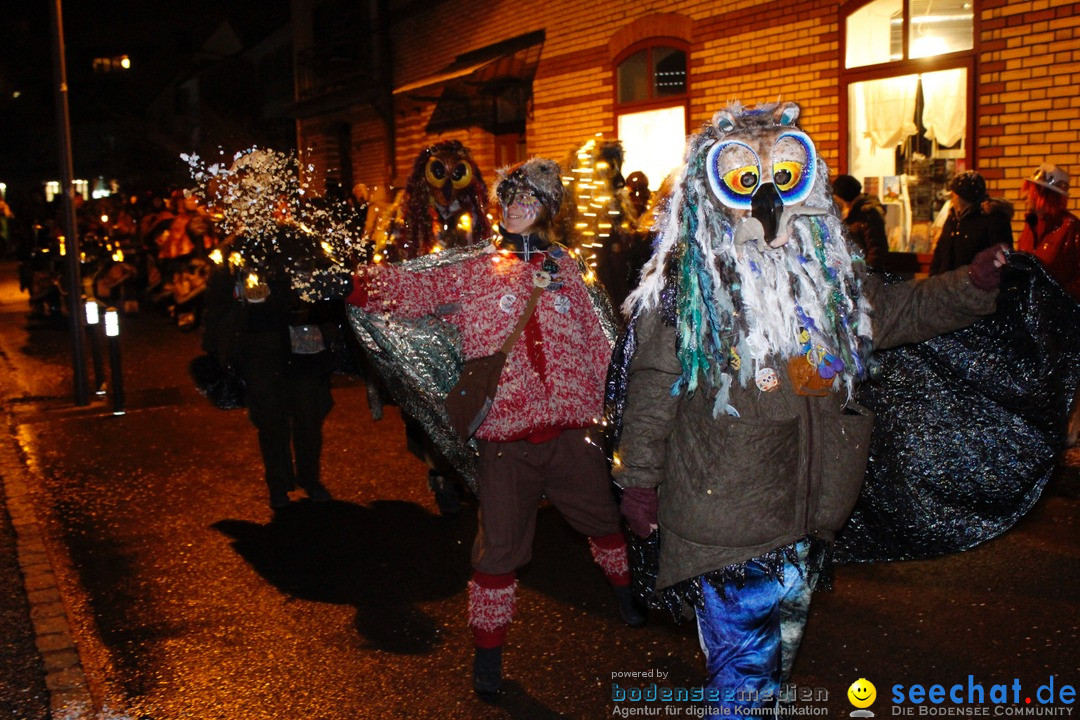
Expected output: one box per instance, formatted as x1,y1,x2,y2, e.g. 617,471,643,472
290,0,1080,241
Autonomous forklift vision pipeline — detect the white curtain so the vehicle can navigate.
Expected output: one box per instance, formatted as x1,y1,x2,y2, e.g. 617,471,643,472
921,68,967,147
863,75,919,149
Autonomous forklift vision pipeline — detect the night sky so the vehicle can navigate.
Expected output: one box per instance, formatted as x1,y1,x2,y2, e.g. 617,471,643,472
0,1,289,197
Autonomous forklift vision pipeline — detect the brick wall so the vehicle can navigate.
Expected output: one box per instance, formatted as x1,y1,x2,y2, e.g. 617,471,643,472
374,0,844,186
977,0,1080,238
295,0,1080,229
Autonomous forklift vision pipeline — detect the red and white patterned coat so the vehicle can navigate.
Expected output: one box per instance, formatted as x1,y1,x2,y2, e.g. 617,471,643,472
349,243,614,442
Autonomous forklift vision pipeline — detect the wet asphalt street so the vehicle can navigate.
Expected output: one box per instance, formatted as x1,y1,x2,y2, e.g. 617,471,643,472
0,261,1077,720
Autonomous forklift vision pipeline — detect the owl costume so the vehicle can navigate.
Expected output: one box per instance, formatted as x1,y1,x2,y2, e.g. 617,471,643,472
612,102,1005,711
379,140,492,261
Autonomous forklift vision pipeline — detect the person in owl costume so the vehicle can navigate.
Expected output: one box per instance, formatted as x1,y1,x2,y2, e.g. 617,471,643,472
379,140,492,261
613,102,1007,711
370,141,494,513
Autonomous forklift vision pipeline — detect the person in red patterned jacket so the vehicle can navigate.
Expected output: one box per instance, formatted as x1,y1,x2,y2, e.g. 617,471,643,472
346,157,643,698
1018,163,1079,300
1017,162,1080,445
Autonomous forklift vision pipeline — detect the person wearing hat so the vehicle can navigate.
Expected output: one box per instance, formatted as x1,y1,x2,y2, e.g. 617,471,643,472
832,174,890,270
344,157,643,697
1018,163,1080,445
930,170,1014,275
1018,163,1079,300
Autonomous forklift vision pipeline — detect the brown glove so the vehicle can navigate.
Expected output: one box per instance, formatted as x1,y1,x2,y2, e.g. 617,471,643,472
968,244,1009,291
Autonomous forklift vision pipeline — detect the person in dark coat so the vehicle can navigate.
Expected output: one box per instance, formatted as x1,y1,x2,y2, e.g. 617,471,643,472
614,102,1009,714
832,174,890,270
202,233,337,510
930,170,1014,275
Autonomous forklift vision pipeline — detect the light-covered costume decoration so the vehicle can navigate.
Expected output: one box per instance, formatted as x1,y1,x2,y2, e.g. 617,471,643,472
181,147,359,300
563,137,641,309
612,102,1002,712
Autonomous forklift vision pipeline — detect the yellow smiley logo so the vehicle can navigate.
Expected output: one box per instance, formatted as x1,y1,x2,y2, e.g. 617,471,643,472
848,678,876,708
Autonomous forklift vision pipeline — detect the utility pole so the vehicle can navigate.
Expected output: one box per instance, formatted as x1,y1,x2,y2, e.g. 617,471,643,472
49,0,90,406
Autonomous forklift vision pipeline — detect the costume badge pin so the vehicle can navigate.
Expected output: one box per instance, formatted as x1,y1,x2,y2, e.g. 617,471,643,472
498,293,517,314
533,270,552,289
553,294,571,314
755,367,780,392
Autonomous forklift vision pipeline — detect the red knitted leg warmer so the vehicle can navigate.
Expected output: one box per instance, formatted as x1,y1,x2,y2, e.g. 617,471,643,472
588,532,630,586
468,571,517,649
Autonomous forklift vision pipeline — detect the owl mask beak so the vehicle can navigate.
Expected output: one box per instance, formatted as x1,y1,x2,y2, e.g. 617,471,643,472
751,182,784,246
436,182,454,209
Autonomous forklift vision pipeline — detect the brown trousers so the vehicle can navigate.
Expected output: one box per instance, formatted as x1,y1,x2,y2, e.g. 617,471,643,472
471,428,622,574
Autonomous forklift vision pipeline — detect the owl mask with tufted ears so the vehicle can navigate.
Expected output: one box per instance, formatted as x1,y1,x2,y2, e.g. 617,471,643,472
627,101,873,416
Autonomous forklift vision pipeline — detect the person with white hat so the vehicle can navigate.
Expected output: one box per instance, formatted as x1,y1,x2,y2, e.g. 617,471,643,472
1018,162,1079,300
1019,162,1080,446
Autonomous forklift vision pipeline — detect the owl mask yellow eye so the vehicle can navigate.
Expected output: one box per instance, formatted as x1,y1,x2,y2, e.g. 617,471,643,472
425,157,448,188
723,166,760,196
450,161,473,189
771,131,817,204
706,140,761,210
773,161,803,192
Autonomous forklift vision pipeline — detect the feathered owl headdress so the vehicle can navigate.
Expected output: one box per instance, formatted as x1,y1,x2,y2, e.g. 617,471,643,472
627,101,873,415
396,140,491,257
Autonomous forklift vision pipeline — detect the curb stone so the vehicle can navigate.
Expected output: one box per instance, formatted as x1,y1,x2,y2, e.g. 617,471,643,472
0,424,95,720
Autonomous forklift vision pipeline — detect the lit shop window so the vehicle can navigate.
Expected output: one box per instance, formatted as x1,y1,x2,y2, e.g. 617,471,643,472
842,1,974,254
614,42,689,192
617,106,686,193
846,0,973,68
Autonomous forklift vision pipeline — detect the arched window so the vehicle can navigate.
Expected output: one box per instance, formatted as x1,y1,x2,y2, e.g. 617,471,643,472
613,40,689,193
841,0,976,255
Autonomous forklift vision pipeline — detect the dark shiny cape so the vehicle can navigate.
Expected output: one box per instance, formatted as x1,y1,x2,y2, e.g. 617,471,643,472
609,254,1080,583
835,253,1080,562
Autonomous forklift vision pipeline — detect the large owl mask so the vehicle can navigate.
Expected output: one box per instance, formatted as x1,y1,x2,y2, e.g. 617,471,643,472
705,103,825,248
629,101,872,416
393,140,492,258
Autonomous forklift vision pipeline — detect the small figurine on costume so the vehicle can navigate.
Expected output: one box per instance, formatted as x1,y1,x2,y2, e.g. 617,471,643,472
612,101,1007,712
344,158,643,698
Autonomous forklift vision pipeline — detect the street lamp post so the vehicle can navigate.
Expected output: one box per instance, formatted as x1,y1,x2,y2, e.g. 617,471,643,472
84,299,106,395
49,0,89,406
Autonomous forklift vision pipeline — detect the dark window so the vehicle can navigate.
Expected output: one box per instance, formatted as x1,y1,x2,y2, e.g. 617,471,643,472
616,45,686,105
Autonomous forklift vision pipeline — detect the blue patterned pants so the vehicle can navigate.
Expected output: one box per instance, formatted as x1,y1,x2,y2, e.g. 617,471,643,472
695,540,818,713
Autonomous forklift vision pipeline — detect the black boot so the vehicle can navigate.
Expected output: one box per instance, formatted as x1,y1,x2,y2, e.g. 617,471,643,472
472,645,503,697
613,585,646,627
428,471,462,516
